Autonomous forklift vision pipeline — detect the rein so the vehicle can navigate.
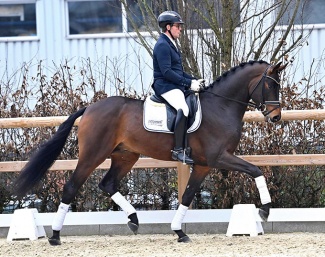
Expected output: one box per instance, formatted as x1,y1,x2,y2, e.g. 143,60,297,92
201,90,258,108
200,65,281,117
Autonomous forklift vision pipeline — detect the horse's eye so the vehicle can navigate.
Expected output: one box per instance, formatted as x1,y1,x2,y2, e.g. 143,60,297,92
266,83,274,89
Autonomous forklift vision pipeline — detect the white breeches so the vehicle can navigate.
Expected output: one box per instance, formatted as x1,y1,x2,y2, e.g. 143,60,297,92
161,89,189,117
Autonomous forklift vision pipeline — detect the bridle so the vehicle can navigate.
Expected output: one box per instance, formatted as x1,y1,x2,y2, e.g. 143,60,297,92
249,65,281,116
200,65,281,117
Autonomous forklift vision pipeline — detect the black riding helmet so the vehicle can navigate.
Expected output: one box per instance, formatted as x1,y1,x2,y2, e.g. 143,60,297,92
158,11,184,29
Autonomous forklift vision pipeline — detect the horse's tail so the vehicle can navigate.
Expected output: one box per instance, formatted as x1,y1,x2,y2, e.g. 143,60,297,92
14,107,87,198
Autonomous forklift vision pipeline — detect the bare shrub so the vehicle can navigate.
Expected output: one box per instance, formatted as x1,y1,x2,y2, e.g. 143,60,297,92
0,59,324,213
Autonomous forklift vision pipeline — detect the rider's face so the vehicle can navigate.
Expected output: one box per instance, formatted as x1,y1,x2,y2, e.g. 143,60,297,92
168,23,183,39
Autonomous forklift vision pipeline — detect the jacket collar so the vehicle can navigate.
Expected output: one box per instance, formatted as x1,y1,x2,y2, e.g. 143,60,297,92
161,33,179,53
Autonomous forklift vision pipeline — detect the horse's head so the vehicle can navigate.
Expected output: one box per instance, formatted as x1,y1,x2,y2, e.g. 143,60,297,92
250,62,288,122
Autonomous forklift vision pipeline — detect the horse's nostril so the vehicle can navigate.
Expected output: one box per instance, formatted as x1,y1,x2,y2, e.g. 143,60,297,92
271,115,281,122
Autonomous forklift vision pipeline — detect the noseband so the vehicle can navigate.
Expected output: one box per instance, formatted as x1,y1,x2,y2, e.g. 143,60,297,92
249,65,281,117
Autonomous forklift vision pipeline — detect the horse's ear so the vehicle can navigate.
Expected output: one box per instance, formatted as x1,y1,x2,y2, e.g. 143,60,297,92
270,62,288,73
278,62,288,72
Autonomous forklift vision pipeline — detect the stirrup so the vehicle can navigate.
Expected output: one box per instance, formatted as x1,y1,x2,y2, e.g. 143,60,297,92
171,149,194,164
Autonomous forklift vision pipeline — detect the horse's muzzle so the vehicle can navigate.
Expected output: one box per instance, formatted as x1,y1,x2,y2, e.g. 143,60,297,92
262,101,281,123
270,114,281,123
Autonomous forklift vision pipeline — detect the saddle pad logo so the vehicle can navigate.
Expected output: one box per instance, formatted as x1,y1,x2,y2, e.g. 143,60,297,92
148,119,164,126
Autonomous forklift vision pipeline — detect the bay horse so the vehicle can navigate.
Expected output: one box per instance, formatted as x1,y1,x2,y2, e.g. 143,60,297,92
14,60,287,245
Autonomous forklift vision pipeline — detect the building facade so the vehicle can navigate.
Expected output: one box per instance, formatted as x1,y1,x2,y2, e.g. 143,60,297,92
0,0,324,102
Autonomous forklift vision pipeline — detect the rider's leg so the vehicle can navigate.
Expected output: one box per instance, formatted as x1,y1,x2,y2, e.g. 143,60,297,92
161,89,189,117
172,109,194,164
161,89,193,164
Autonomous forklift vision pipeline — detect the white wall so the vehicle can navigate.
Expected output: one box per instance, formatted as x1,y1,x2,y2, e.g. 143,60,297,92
0,0,324,103
0,0,155,103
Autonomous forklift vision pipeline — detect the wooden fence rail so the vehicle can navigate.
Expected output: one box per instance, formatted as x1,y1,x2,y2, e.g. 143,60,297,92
1,154,325,173
1,109,325,201
1,109,325,128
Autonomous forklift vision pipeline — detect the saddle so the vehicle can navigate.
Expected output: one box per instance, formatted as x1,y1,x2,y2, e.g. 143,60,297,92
143,91,202,133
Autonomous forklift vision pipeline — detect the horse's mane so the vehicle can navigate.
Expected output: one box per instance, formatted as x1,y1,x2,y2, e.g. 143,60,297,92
208,60,269,88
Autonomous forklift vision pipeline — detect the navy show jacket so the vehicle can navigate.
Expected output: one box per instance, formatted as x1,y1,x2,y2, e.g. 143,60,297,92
152,33,195,95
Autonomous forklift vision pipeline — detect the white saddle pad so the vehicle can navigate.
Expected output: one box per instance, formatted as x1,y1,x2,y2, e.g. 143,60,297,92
143,97,202,134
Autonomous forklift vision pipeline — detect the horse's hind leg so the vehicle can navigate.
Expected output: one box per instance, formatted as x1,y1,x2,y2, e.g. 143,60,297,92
98,150,140,234
48,152,110,245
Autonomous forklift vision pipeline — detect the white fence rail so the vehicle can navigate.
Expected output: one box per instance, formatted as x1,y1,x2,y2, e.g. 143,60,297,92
1,208,325,228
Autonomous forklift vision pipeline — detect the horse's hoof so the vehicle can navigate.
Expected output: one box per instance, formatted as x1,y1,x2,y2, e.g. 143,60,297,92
177,236,191,243
259,208,269,222
128,221,139,235
48,237,61,246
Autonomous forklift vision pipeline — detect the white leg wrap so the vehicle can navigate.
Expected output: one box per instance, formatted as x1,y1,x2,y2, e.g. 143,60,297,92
111,192,136,216
171,204,188,231
255,176,271,204
52,202,69,231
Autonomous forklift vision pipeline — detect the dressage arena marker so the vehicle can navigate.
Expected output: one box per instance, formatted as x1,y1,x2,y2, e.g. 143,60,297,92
7,208,46,241
226,204,264,237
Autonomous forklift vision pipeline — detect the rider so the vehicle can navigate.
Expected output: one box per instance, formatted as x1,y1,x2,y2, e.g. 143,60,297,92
152,11,204,164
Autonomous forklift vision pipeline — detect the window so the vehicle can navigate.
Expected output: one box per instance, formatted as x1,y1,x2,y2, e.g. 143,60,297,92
125,0,178,32
0,3,36,37
67,0,241,35
186,0,240,30
67,0,122,35
125,0,240,32
280,0,325,25
126,0,147,32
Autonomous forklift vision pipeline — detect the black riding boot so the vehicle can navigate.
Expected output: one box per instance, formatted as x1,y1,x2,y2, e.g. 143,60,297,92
171,110,194,164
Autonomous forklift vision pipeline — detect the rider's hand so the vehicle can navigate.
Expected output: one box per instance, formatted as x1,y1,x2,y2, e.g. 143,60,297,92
197,79,206,88
190,80,201,92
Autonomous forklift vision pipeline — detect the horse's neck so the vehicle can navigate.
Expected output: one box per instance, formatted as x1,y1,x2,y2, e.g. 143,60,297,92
204,63,268,118
202,76,253,121
212,79,250,105
199,89,246,125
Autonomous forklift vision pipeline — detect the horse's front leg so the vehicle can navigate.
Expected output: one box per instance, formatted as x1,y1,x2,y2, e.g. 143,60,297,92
216,152,272,221
254,176,271,221
171,165,210,243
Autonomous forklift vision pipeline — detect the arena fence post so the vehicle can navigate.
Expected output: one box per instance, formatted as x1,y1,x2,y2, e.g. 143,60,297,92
177,163,191,208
